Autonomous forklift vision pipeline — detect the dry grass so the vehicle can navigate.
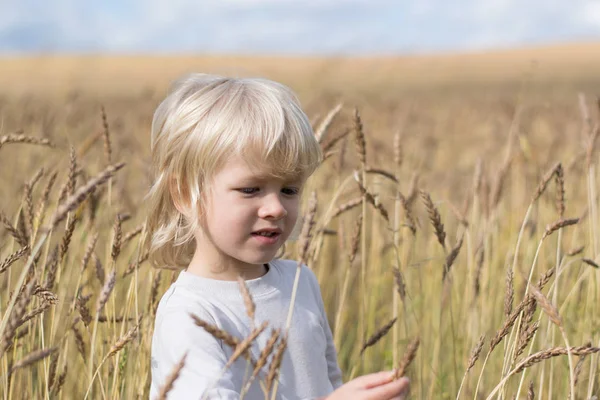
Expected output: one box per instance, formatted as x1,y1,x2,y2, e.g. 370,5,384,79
1,44,600,398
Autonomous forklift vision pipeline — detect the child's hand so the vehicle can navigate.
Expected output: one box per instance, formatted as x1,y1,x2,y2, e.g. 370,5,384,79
323,371,410,400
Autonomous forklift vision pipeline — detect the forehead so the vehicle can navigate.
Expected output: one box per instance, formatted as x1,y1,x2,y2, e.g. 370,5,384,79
215,155,303,183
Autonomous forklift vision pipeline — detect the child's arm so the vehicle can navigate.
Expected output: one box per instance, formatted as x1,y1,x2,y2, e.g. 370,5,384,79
322,308,343,388
152,308,241,399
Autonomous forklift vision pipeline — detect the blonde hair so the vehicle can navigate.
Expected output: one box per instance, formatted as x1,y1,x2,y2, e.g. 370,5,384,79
144,73,322,269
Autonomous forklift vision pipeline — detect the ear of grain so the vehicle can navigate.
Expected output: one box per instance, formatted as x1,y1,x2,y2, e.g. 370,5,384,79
0,245,30,274
1,211,28,248
532,162,561,203
398,193,416,235
95,268,116,316
123,249,149,277
466,335,485,372
315,103,343,143
0,277,38,358
543,218,579,240
72,323,87,361
76,293,93,327
67,146,77,197
297,191,317,264
80,232,98,273
50,364,67,395
107,317,142,358
237,276,255,324
59,216,77,263
18,300,52,326
504,266,514,318
349,213,363,265
353,108,367,167
529,284,562,327
582,258,600,269
566,245,585,257
527,380,535,400
331,197,362,219
149,271,163,316
365,167,398,183
48,162,126,230
573,341,592,388
225,321,268,368
0,133,54,150
394,337,420,379
392,266,406,303
10,346,58,372
443,236,463,282
490,296,534,352
122,224,144,246
101,105,113,165
34,171,58,230
354,172,389,222
242,328,281,395
515,346,600,374
93,252,105,285
420,190,446,250
189,313,239,349
156,352,187,400
555,163,565,218
22,182,34,243
360,317,397,355
266,334,288,393
111,214,123,262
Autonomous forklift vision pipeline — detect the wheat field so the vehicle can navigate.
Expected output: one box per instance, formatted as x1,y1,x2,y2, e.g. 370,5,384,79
1,44,600,399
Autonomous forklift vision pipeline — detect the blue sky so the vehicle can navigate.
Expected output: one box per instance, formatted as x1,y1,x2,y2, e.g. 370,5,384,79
1,0,600,54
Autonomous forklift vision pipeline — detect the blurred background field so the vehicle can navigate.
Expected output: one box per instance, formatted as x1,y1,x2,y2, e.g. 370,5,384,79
1,41,600,399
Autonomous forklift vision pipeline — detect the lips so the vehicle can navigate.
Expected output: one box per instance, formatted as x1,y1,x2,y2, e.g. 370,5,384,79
251,228,283,245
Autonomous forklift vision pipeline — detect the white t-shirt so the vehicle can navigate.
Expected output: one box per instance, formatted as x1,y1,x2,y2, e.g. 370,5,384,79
150,259,343,399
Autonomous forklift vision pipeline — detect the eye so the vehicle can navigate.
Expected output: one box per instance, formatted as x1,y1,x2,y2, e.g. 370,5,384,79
281,187,300,196
237,187,259,195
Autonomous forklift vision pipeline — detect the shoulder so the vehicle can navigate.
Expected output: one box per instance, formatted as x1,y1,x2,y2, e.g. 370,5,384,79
154,284,221,340
271,258,321,293
271,258,316,279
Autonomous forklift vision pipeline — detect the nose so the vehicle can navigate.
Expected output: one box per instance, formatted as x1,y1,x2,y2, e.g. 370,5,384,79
258,193,287,220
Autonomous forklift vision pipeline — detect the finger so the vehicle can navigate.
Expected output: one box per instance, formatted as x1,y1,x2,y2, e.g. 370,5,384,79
352,371,396,389
366,377,409,400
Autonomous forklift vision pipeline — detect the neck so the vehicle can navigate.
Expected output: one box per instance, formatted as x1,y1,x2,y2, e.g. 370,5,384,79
186,245,267,281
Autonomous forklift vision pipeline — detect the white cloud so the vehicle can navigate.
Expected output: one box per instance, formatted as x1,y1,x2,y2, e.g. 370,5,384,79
579,1,600,28
0,0,599,53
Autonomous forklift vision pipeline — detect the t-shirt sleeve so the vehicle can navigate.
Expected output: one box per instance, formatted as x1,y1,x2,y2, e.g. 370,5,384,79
304,266,344,389
152,307,241,400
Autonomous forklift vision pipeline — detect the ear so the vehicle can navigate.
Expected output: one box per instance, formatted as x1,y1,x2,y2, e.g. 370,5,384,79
169,175,191,216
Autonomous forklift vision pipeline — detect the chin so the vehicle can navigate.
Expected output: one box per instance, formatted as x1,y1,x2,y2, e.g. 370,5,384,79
240,253,277,265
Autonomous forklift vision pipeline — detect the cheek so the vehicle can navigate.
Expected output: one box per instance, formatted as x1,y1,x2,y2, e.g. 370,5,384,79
285,200,300,223
208,201,255,234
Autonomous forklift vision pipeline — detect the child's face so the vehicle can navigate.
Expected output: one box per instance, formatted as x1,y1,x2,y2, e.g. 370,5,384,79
197,155,303,269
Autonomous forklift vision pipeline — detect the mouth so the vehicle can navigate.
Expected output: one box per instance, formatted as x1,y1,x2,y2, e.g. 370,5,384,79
251,228,283,238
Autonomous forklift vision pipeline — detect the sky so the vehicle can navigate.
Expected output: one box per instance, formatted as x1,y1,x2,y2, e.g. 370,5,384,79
1,0,600,55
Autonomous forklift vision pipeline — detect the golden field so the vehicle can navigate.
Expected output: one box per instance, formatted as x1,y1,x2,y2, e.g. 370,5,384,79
1,42,600,399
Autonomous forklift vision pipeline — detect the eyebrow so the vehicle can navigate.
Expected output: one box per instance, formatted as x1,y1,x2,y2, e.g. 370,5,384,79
232,174,302,185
